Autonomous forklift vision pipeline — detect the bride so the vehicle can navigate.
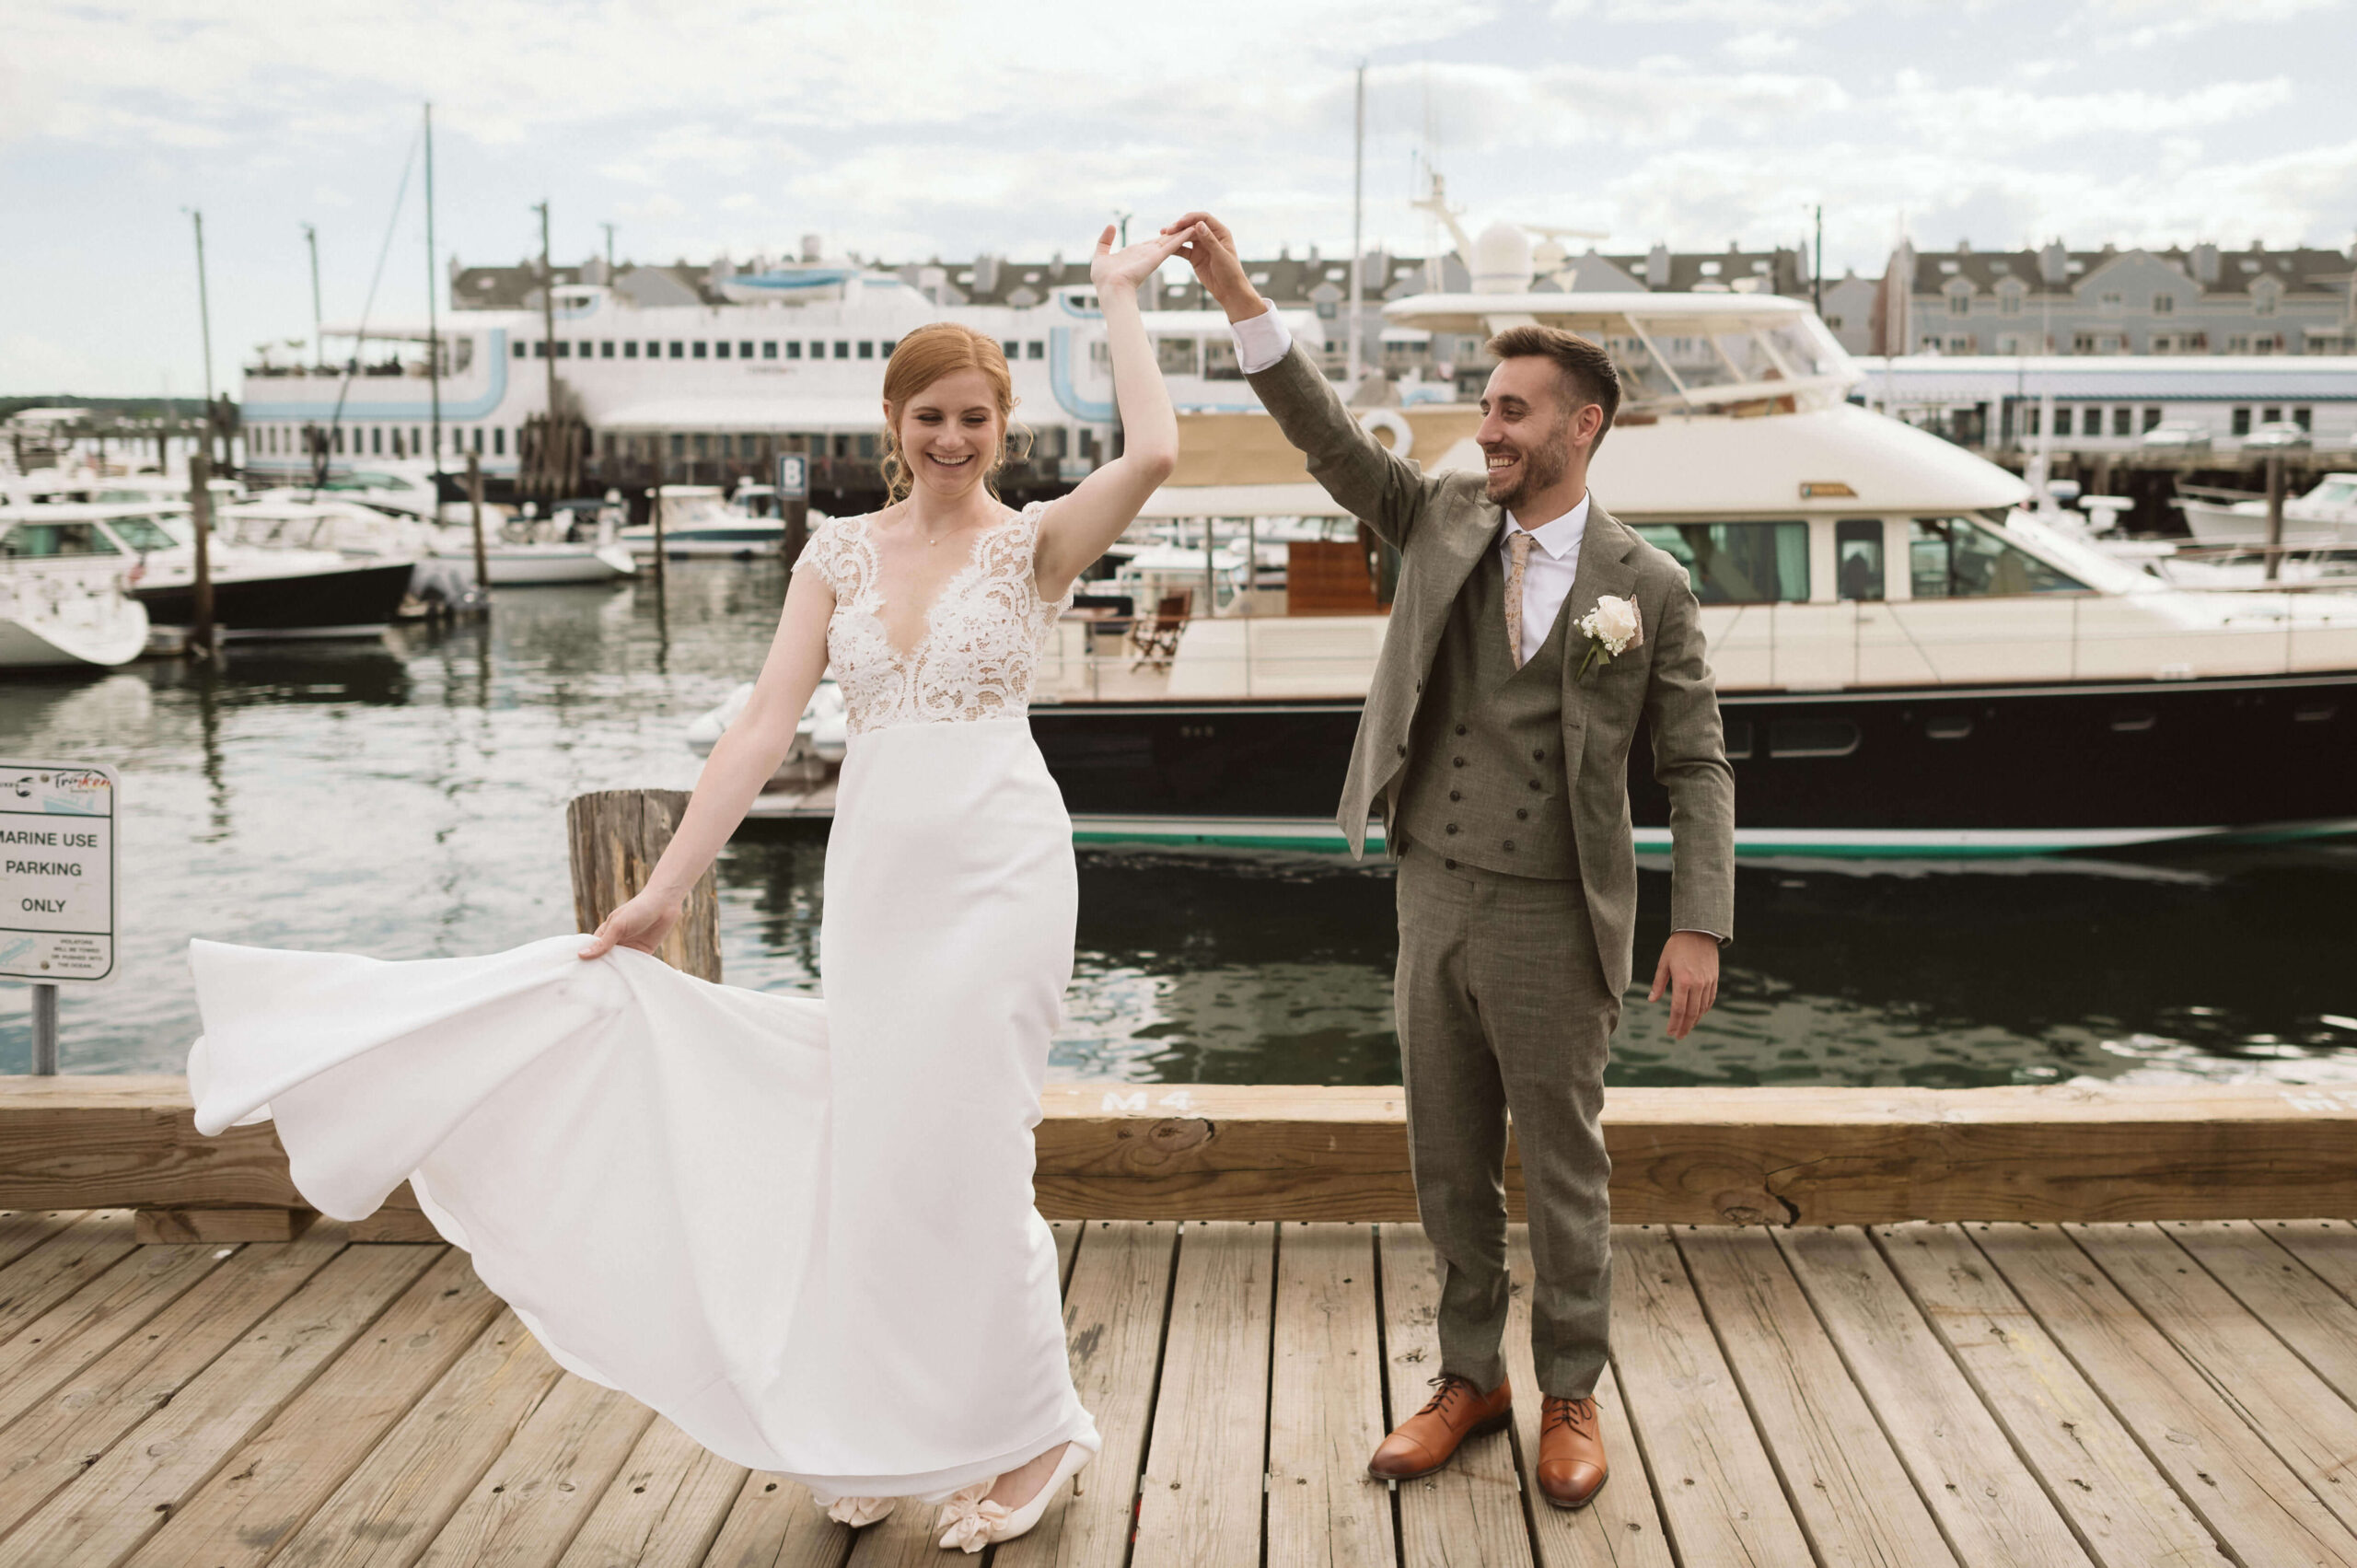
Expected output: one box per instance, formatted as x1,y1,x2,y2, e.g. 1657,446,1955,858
184,221,1195,1552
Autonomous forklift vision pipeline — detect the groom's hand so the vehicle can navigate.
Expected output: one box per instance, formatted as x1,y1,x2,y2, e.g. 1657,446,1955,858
1161,211,1261,323
1648,931,1721,1040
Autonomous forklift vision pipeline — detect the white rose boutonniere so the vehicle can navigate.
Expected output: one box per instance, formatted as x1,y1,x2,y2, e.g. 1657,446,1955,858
1573,595,1643,679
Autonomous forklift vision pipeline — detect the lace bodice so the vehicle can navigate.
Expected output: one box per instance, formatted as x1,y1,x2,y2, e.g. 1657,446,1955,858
795,501,1073,736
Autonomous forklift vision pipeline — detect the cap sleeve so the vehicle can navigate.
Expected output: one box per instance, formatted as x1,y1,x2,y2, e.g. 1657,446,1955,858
792,514,850,595
1018,500,1076,616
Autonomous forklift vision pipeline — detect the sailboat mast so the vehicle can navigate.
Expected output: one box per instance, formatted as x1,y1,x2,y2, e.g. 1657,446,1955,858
1349,61,1364,396
424,102,443,482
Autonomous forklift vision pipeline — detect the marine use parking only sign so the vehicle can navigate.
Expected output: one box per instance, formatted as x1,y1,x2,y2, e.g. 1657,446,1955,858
0,761,117,983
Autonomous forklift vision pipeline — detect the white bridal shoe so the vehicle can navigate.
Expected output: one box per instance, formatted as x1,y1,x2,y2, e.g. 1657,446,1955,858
935,1442,1094,1553
826,1495,896,1527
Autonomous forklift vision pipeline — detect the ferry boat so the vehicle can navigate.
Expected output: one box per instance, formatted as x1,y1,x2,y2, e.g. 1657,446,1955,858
737,225,2357,859
235,257,1323,515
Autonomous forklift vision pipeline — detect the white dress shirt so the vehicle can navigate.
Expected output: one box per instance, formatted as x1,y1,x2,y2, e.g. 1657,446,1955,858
1500,501,1590,663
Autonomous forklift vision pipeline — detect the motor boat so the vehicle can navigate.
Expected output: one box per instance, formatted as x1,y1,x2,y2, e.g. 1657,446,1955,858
434,498,636,586
2,502,416,638
618,486,796,560
686,679,848,782
978,238,2357,859
0,515,150,668
2176,473,2357,550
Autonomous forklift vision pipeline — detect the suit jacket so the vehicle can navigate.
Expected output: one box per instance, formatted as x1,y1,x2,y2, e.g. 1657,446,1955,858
1246,344,1736,993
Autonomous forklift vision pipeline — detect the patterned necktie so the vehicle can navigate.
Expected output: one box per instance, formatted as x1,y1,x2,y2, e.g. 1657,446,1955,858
1504,529,1534,669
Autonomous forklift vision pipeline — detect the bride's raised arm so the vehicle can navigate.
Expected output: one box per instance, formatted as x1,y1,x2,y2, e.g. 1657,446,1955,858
1030,223,1195,599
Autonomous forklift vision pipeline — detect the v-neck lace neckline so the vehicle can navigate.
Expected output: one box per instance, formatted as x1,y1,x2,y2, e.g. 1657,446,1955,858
854,509,1018,664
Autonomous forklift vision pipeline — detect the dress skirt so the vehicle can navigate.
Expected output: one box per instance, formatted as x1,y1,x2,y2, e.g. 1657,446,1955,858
185,715,1097,1502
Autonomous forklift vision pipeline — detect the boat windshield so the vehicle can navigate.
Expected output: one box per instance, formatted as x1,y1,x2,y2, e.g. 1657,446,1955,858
1909,517,2089,598
1610,312,1851,413
2,520,124,558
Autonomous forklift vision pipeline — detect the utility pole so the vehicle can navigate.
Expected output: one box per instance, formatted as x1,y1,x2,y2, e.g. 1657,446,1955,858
188,208,217,470
303,224,324,370
534,200,558,497
1811,203,1824,316
600,222,616,276
1349,59,1365,396
424,102,444,487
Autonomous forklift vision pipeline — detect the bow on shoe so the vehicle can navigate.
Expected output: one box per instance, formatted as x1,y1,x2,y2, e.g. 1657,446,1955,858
935,1482,1011,1554
825,1494,895,1527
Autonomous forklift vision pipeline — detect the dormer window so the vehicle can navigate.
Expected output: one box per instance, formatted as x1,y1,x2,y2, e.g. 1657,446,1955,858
1699,261,1722,276
2239,259,2261,273
1938,260,1960,274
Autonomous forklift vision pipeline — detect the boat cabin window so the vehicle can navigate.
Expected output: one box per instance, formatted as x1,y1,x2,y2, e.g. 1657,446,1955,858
2,521,122,558
1835,519,1885,601
1908,517,2088,598
2312,480,2357,506
1633,521,1809,604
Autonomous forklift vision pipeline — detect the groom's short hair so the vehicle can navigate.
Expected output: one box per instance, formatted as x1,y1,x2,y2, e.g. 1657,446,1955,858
1485,325,1620,448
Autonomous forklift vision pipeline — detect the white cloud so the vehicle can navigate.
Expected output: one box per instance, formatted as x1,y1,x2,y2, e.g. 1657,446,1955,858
1724,30,1801,61
1883,73,2294,151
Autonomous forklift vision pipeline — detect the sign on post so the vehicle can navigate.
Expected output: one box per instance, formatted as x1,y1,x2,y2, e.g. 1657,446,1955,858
774,453,808,502
0,761,117,985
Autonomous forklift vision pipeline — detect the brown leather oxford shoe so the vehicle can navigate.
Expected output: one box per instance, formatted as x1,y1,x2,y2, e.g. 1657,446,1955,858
1536,1395,1608,1508
1366,1374,1513,1481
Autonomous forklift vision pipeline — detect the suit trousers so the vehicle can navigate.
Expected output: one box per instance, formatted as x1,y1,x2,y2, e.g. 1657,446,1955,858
1394,836,1620,1400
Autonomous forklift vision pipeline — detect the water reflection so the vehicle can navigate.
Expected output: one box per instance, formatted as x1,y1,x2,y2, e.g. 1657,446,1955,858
2,559,2352,1087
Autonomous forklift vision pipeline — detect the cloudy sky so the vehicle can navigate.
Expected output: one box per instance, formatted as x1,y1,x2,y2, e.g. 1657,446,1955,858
6,0,2351,395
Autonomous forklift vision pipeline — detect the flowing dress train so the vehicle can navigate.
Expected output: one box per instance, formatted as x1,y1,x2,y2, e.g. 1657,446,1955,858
186,502,1097,1502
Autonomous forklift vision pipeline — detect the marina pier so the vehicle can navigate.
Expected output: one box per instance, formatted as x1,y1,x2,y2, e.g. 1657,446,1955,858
3,1079,2356,1566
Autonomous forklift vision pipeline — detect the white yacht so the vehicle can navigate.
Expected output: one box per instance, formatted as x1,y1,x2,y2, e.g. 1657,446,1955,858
0,502,417,638
2176,472,2357,550
617,485,795,559
0,515,150,668
995,225,2357,858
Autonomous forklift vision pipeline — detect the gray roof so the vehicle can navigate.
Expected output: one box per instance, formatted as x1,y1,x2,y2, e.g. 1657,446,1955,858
1902,244,2355,300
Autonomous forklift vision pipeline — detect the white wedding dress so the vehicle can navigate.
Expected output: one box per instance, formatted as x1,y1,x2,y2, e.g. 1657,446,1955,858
185,501,1099,1504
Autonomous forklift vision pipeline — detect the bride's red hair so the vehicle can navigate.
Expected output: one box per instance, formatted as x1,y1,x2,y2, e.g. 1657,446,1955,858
880,323,1022,502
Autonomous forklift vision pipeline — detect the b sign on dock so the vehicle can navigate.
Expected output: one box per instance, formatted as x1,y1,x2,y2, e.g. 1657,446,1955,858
775,453,808,502
0,761,117,984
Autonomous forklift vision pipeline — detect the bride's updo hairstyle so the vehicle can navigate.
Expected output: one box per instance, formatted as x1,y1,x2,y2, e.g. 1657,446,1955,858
879,322,1028,503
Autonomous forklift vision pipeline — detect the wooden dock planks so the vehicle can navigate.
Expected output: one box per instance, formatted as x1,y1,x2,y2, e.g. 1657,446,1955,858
1266,1223,1394,1568
1132,1221,1276,1568
1677,1224,1960,1567
123,1246,505,1568
1968,1221,2357,1568
1870,1222,2219,1568
11,1210,2355,1565
1773,1225,2092,1567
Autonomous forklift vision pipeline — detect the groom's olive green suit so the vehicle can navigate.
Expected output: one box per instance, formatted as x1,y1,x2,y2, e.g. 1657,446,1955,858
1247,345,1736,1398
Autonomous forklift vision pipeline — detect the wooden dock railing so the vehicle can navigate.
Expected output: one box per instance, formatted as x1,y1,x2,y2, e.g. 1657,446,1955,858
3,1075,2353,1234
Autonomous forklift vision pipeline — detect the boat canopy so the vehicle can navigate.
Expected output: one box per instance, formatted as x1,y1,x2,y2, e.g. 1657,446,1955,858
1384,290,1861,416
1135,482,1357,519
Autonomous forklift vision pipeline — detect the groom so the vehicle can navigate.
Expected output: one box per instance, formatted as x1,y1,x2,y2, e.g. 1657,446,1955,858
1168,214,1734,1509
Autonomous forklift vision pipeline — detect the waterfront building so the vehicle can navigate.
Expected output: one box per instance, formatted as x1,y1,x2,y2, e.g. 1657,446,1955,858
1874,238,2357,359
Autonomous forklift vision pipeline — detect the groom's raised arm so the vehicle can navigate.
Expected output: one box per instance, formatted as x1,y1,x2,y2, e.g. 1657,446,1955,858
1167,212,1431,551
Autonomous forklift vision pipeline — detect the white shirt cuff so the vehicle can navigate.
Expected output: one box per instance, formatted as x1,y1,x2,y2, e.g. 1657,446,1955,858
1230,307,1292,375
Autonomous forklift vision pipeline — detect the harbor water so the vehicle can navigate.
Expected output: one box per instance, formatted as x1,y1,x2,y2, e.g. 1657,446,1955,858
5,560,2355,1087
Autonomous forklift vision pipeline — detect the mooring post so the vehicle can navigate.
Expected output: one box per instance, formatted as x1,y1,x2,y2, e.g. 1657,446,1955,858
565,789,720,981
29,984,57,1075
467,450,490,609
2263,452,2287,583
187,452,217,655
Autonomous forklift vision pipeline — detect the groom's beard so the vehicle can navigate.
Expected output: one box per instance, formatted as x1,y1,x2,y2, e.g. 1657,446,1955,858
1484,414,1573,512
